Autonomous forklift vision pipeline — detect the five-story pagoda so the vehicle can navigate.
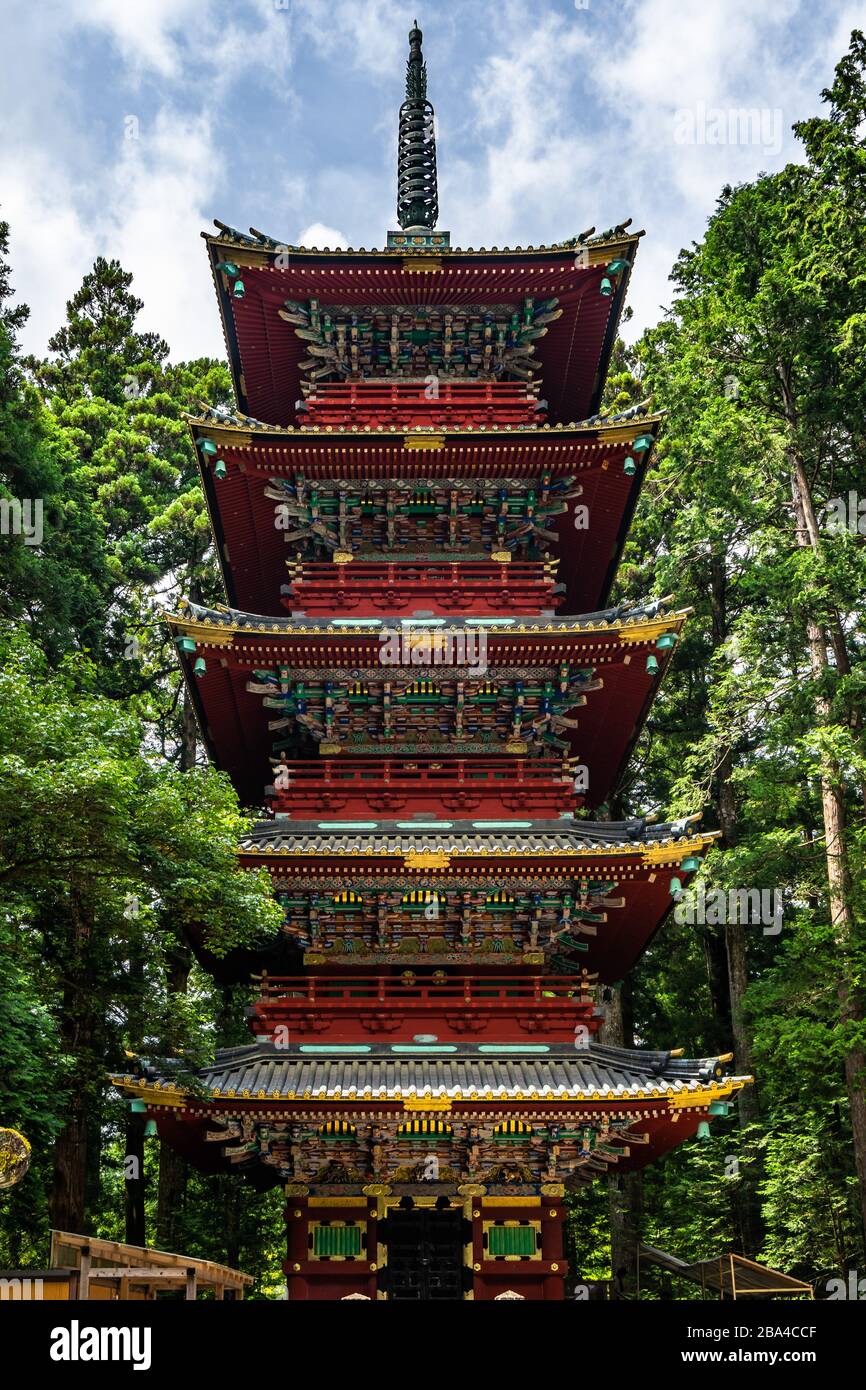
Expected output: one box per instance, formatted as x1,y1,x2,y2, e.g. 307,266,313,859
113,25,749,1301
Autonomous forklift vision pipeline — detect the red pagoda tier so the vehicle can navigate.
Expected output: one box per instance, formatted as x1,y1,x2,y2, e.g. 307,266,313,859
232,814,716,983
115,1039,747,1301
169,595,686,809
202,225,639,429
189,400,661,616
113,22,750,1301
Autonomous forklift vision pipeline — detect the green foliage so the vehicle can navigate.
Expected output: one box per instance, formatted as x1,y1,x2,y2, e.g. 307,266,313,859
600,28,866,1285
0,625,282,1258
0,237,278,1267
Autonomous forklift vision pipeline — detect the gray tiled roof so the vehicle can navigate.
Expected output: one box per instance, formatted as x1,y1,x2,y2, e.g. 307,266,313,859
240,815,703,857
174,596,673,634
208,220,641,255
128,1041,740,1103
188,400,658,434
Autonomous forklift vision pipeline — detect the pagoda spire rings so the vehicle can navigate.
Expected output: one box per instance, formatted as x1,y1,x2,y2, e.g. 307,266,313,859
397,23,439,230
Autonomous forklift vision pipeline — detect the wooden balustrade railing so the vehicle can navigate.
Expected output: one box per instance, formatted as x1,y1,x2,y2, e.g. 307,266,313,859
255,974,594,1007
270,756,570,786
287,561,554,584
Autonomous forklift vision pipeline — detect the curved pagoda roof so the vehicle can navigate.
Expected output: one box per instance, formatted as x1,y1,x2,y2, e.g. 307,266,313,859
188,402,661,616
203,222,642,430
110,1040,750,1188
236,815,716,982
167,596,687,808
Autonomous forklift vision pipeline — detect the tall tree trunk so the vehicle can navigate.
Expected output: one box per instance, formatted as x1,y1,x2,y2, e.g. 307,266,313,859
601,980,642,1297
704,557,746,1056
180,685,197,772
156,944,191,1251
789,443,866,1246
702,925,732,1028
124,944,147,1246
48,1089,89,1235
708,554,758,1113
124,1112,146,1246
719,744,764,1257
778,367,866,813
155,1143,186,1253
85,1102,103,1224
708,556,763,1256
224,1179,241,1270
48,888,97,1234
155,638,198,1250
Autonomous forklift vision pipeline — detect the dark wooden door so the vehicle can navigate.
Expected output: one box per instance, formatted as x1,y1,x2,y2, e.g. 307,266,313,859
386,1209,465,1300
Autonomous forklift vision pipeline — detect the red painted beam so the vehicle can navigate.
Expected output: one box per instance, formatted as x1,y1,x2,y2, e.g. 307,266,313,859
249,972,599,1043
267,757,576,818
283,561,558,618
302,380,543,430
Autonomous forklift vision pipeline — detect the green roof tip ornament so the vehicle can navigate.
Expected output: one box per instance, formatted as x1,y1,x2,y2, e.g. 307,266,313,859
397,23,439,230
656,632,677,650
216,260,245,297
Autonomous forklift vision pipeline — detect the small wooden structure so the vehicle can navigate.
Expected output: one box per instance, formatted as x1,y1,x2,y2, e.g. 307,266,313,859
639,1244,813,1299
0,1232,252,1301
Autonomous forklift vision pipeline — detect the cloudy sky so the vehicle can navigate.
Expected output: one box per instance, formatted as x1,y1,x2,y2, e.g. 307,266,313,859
1,0,861,360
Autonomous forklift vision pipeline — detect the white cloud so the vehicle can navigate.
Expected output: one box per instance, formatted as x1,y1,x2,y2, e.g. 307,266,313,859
1,106,223,361
1,159,94,357
2,0,863,363
0,0,298,360
293,0,405,80
442,3,593,248
436,0,865,337
585,0,866,331
297,222,349,249
61,0,294,88
69,0,204,80
107,111,224,358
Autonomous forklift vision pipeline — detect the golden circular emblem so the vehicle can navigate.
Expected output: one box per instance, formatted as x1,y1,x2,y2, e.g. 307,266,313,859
0,1129,31,1188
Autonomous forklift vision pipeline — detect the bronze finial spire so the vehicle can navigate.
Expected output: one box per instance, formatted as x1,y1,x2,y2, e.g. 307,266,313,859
397,22,439,230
